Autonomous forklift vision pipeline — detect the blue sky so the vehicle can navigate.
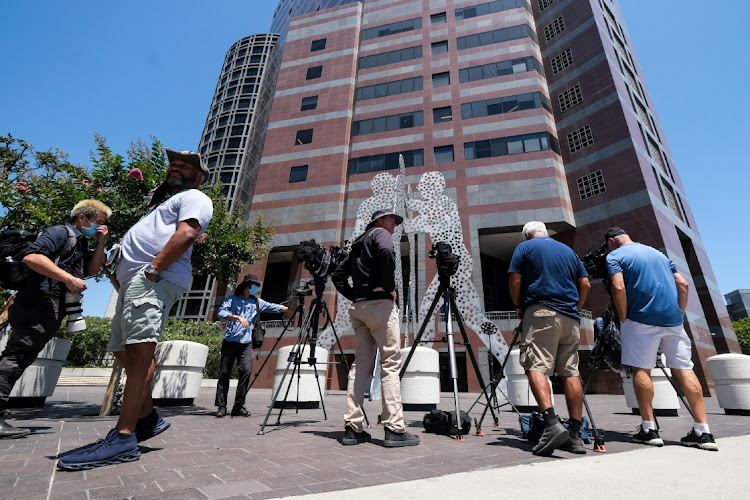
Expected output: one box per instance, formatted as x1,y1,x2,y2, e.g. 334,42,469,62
2,1,748,317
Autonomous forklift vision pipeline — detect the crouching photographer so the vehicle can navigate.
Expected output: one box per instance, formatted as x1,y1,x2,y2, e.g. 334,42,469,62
0,199,110,438
331,209,419,448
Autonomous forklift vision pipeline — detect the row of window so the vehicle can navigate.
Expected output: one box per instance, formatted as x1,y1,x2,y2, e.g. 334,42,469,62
355,77,423,102
456,0,529,21
361,17,422,41
465,132,560,160
348,149,425,175
352,111,424,136
357,45,423,70
457,24,537,51
461,92,552,120
459,56,542,83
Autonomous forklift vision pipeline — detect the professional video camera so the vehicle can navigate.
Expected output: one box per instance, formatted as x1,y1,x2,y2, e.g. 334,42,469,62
297,239,347,279
429,242,460,277
580,241,612,290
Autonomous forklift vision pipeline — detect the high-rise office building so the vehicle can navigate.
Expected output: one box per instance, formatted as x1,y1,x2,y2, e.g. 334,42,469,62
170,34,281,320
245,0,738,391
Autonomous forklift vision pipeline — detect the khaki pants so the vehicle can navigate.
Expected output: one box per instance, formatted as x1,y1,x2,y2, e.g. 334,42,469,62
345,299,404,433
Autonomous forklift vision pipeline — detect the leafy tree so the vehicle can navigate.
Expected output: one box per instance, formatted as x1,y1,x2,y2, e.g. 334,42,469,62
733,318,750,355
0,133,273,309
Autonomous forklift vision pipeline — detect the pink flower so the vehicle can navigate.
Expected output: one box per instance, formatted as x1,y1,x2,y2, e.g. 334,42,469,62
127,168,144,181
97,187,103,193
16,182,29,193
195,233,207,244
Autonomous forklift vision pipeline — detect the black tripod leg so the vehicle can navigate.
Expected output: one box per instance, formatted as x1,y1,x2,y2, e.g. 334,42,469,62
250,303,304,390
656,363,695,419
450,298,499,429
399,291,442,379
259,346,300,435
474,326,522,431
579,374,605,452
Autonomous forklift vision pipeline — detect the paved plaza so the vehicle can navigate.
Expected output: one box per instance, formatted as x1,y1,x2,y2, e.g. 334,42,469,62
1,385,749,499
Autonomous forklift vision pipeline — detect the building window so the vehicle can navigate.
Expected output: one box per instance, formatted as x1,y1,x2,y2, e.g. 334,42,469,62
455,0,529,21
310,38,327,52
434,145,454,164
430,12,447,25
432,72,450,88
459,56,541,83
348,149,424,175
289,165,308,183
461,92,551,119
355,76,423,101
358,45,423,70
538,0,554,10
301,95,318,111
464,132,560,160
558,84,583,112
295,129,313,145
567,124,594,153
306,65,323,80
433,106,453,123
576,170,606,200
431,41,449,55
352,111,423,136
544,16,565,41
457,24,537,50
550,48,574,74
361,17,422,41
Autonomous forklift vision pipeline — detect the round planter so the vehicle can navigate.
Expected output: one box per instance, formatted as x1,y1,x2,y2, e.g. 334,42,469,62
505,348,552,413
272,345,328,408
151,340,209,406
621,355,680,416
706,353,750,415
400,346,440,411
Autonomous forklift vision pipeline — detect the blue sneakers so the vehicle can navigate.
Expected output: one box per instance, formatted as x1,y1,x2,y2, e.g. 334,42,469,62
134,409,170,442
58,429,140,470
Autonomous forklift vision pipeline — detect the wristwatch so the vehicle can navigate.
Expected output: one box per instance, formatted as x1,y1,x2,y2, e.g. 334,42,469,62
144,264,159,277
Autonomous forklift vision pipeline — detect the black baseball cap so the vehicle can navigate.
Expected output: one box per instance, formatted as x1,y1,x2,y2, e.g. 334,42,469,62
603,227,627,243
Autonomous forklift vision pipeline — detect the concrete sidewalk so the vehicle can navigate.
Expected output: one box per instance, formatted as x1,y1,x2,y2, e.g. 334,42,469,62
297,434,749,499
1,385,748,499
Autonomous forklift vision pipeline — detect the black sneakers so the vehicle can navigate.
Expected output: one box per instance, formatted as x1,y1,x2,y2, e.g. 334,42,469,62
134,409,170,443
383,427,420,447
340,425,372,445
216,406,227,418
231,406,250,418
681,429,719,451
532,421,569,456
0,412,31,439
632,426,664,447
560,434,587,454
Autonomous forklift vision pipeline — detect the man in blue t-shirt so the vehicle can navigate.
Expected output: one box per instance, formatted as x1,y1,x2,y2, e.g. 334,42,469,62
509,221,590,457
605,227,717,451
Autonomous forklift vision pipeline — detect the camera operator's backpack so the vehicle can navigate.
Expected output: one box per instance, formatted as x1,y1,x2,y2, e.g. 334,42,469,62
0,226,77,290
423,409,471,436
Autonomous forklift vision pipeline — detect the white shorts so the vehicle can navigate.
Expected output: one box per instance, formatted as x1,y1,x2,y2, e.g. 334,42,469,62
620,319,694,370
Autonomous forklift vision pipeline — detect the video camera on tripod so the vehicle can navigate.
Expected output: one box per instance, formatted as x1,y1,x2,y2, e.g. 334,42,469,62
297,239,346,280
429,241,460,277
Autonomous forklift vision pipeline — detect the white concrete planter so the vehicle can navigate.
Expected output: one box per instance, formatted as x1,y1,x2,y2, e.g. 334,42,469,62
151,340,209,406
707,353,750,415
0,334,71,407
400,346,440,410
272,345,328,408
621,355,680,415
505,348,552,411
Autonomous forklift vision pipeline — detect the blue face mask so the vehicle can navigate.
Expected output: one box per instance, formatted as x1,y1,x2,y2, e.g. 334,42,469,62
248,285,259,295
81,224,99,238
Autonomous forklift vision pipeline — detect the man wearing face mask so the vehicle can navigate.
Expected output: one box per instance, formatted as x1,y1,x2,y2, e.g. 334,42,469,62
0,199,111,438
214,274,288,418
59,149,213,470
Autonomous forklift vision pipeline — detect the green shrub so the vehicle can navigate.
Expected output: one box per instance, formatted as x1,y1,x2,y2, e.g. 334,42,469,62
58,316,229,377
733,318,750,355
59,316,112,366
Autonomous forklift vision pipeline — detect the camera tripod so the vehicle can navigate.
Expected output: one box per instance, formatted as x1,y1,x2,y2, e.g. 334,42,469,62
256,276,369,435
399,272,498,441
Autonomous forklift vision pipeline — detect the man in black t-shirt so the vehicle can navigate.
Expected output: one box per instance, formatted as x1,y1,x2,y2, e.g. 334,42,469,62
0,199,110,438
332,209,419,448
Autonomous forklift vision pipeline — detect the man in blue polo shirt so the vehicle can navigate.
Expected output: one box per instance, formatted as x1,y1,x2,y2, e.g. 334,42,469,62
605,227,717,451
509,221,590,457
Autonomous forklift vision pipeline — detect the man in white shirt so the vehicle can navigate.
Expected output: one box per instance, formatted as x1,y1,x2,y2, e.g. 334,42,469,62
59,149,214,470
